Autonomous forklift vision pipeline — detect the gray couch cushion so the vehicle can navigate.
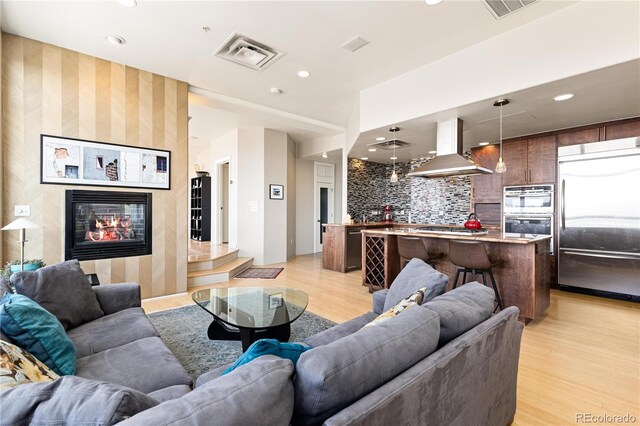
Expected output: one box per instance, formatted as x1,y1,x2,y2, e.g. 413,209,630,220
293,306,440,426
68,307,159,358
0,376,158,425
423,281,495,346
304,311,377,347
120,355,294,426
92,283,142,315
11,259,104,330
76,336,192,393
383,258,448,312
148,385,192,403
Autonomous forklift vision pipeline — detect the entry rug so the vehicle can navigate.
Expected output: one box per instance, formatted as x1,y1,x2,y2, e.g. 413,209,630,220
148,304,335,381
235,267,284,279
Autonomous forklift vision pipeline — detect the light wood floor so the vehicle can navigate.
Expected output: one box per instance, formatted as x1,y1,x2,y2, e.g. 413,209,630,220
142,253,640,425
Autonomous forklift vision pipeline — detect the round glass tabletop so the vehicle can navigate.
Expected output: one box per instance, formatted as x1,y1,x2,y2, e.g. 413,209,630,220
192,287,309,330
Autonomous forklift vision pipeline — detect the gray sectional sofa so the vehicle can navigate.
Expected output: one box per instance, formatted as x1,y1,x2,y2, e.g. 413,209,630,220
1,259,523,425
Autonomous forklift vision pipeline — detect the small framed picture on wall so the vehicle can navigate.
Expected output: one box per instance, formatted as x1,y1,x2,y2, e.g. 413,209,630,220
269,184,284,200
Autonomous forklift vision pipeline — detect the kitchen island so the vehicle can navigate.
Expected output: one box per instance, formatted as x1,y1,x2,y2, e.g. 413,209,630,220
361,226,551,323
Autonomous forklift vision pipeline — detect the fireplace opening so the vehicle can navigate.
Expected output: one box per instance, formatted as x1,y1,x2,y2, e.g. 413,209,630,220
65,190,152,261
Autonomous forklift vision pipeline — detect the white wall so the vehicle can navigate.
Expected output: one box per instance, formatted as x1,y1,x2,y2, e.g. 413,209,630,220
360,1,640,132
237,128,265,263
263,129,288,264
295,158,315,255
286,136,297,260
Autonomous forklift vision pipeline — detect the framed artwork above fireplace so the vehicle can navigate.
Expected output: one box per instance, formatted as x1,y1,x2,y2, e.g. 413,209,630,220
65,190,152,261
41,134,171,190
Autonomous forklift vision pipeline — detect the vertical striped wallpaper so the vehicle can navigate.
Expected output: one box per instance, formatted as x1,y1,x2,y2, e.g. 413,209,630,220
1,33,188,298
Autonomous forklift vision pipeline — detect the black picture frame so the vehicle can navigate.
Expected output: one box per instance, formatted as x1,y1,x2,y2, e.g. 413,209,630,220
40,134,171,190
269,184,284,200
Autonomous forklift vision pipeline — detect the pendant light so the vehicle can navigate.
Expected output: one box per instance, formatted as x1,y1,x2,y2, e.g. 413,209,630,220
389,126,399,183
494,99,509,174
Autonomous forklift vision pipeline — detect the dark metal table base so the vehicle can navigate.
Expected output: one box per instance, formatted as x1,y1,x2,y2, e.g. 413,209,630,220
207,318,291,352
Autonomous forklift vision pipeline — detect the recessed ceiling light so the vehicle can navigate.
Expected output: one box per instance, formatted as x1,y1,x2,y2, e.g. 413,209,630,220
478,142,490,146
428,150,437,154
270,88,282,95
116,0,137,7
390,156,398,160
375,137,385,141
202,26,211,33
554,93,574,101
425,0,443,5
368,148,377,152
322,153,328,158
106,34,126,45
297,70,311,78
360,157,368,160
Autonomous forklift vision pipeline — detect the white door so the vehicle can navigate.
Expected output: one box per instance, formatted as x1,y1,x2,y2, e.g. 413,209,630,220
314,162,335,253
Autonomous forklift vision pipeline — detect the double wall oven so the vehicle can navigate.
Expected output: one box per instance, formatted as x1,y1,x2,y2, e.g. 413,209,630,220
503,185,554,254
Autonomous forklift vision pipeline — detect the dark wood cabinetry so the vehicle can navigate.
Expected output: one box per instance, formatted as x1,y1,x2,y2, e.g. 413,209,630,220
471,145,502,225
190,176,211,241
502,136,556,186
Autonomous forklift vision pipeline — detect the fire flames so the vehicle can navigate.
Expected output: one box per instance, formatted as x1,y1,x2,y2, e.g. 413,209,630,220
86,216,134,242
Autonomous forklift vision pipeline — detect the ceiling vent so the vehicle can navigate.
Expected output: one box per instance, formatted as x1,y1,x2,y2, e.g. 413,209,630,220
483,0,537,19
367,140,410,150
341,36,370,53
214,32,286,72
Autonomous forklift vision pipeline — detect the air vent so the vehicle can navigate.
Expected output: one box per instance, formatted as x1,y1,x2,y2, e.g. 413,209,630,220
341,36,370,53
214,32,286,72
367,140,411,150
483,0,537,19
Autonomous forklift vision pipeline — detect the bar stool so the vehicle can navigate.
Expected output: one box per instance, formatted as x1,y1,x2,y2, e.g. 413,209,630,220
449,240,504,311
397,236,442,270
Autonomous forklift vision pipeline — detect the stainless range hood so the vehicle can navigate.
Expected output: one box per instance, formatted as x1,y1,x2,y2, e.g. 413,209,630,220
407,117,493,178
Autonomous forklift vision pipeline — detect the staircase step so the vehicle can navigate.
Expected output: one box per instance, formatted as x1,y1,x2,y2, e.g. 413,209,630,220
187,257,253,287
188,249,239,272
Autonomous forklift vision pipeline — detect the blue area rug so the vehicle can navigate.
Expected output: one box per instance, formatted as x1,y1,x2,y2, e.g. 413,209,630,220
148,304,335,381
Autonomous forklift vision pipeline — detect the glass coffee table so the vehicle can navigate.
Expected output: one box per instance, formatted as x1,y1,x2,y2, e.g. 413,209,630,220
192,287,309,352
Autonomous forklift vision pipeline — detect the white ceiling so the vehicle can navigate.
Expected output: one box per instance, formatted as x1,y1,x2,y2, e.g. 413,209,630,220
1,0,577,132
3,1,637,159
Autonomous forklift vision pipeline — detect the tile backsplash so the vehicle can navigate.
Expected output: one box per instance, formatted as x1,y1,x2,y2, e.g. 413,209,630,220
347,157,471,225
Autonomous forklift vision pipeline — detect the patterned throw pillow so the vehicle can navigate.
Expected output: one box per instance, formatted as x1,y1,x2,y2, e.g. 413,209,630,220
0,340,59,390
365,287,426,327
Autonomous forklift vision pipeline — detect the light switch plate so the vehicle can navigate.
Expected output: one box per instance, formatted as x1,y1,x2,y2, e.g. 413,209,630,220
15,205,30,217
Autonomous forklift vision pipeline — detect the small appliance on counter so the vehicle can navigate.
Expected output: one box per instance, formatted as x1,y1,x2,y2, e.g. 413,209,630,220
464,213,482,230
383,205,393,223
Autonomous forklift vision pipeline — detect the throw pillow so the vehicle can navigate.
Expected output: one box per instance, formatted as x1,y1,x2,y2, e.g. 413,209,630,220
423,281,495,346
0,293,77,375
0,340,59,390
222,339,311,375
11,259,104,330
383,258,448,312
0,376,159,425
365,287,426,327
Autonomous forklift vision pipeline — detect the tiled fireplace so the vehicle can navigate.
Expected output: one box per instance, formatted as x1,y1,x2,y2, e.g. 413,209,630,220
65,190,152,261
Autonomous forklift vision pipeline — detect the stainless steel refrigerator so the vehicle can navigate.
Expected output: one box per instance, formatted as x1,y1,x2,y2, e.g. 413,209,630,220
558,137,640,298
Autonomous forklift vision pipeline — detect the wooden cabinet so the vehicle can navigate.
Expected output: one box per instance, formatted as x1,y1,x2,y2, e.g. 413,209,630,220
323,224,388,273
604,120,640,140
501,139,529,186
471,145,502,226
471,145,502,201
190,176,211,241
502,136,556,186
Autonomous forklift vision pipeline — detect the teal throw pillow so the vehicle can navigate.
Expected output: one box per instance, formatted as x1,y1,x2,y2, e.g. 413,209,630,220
222,339,311,375
0,293,77,375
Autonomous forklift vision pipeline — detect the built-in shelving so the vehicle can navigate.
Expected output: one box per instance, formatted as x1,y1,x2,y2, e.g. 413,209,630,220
190,176,211,241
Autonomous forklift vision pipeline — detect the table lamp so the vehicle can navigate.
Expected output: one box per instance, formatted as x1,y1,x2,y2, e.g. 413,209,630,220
1,218,39,271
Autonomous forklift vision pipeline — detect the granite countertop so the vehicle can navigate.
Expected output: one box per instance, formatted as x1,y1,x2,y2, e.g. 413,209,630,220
323,222,393,228
360,227,551,244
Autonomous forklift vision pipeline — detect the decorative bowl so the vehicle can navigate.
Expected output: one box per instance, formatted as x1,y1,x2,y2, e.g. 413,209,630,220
196,171,209,177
